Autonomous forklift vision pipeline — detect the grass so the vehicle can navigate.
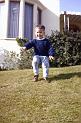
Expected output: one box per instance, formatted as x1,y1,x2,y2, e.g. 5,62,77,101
0,65,81,123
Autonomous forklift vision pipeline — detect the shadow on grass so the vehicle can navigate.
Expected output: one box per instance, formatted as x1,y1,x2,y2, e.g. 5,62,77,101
49,72,81,82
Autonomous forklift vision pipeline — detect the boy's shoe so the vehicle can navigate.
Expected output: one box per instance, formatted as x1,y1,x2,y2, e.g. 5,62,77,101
43,77,49,81
33,75,39,82
43,77,50,82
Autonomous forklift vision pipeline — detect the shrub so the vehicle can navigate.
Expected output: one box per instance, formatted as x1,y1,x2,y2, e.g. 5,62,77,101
49,31,81,67
18,48,33,69
0,49,19,70
16,37,28,47
16,38,34,69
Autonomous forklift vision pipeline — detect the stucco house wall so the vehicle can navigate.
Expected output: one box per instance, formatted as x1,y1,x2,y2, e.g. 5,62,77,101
0,0,60,54
39,0,60,35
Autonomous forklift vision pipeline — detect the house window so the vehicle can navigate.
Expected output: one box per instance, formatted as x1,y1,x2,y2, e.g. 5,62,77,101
8,1,20,38
24,3,33,40
37,8,41,25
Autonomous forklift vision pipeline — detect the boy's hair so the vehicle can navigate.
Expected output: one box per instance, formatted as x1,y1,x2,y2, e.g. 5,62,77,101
36,25,45,30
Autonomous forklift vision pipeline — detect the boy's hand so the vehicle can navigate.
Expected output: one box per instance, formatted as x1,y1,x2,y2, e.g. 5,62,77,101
49,56,54,61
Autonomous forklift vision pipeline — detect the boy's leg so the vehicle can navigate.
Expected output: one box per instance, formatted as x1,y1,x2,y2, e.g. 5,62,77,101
42,56,49,79
32,55,40,78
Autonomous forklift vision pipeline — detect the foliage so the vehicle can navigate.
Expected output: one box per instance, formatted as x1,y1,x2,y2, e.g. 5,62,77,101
16,37,28,47
16,37,34,69
49,31,81,67
0,49,19,70
18,48,34,69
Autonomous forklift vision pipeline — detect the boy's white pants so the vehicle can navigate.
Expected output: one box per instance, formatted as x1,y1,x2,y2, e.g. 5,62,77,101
32,55,49,78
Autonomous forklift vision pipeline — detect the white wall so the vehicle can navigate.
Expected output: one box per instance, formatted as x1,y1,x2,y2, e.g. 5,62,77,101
0,39,20,53
42,10,59,35
39,0,60,35
39,0,59,15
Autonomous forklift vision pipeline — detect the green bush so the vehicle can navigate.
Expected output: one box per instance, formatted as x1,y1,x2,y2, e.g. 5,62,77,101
18,48,34,69
16,37,28,47
49,31,81,67
16,38,34,69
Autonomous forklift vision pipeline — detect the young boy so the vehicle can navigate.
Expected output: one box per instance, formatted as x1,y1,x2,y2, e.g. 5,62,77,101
24,25,55,81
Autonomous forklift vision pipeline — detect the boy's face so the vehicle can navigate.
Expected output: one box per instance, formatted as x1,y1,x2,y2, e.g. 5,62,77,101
35,28,45,39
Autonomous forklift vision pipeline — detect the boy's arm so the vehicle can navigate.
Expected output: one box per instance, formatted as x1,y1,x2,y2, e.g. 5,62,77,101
24,40,34,50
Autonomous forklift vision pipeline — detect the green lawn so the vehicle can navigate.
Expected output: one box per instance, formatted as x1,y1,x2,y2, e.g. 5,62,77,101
0,65,81,123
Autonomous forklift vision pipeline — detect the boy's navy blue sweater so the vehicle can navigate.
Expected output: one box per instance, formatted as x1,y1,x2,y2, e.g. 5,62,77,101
24,38,55,57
